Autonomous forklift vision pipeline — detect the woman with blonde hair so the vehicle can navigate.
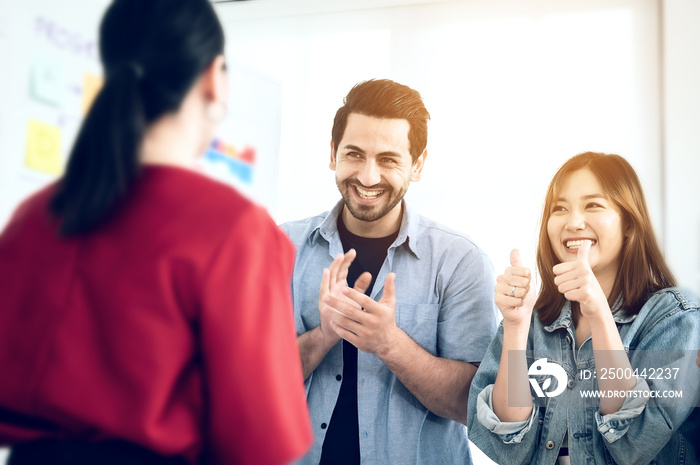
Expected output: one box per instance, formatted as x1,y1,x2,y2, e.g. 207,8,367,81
468,152,700,464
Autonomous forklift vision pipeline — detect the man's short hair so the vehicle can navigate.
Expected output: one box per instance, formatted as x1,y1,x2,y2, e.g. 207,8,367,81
331,79,430,163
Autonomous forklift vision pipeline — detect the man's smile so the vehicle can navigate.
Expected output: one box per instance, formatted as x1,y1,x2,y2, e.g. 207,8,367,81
353,184,386,201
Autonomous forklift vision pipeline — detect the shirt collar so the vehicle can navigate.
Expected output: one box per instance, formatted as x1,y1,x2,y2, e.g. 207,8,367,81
312,199,421,259
543,295,635,332
315,200,344,244
395,201,420,259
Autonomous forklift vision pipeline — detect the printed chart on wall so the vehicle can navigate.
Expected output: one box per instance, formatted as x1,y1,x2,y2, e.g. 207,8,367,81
21,14,103,181
0,0,107,222
0,2,110,229
200,62,282,211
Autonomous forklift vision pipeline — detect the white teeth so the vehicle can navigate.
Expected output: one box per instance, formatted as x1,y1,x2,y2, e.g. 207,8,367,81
355,186,384,199
566,239,595,249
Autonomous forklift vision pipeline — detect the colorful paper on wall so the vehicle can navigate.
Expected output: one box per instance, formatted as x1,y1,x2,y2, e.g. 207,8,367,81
81,72,103,116
25,119,63,175
204,138,257,184
30,54,66,107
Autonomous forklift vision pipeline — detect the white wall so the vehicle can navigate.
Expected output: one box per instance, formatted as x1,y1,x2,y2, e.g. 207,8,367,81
215,0,675,284
662,0,700,293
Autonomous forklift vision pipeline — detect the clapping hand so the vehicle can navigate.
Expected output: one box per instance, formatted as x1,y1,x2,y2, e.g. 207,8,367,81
318,250,372,347
323,272,398,356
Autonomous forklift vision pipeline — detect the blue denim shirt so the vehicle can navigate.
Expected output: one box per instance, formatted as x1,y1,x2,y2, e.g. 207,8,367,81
281,200,498,465
467,288,700,465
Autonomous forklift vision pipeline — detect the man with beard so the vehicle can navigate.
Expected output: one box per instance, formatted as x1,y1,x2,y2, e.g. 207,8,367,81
281,79,498,465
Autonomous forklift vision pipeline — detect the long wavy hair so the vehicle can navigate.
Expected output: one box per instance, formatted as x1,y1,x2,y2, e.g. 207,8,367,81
534,152,676,325
50,0,224,236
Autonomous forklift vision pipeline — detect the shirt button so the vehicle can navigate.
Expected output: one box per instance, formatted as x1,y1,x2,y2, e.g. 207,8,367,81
546,441,555,450
336,374,342,381
567,379,575,389
609,428,615,434
321,423,327,429
565,336,572,344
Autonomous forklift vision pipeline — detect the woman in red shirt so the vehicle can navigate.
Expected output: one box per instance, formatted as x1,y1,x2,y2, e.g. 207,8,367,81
0,0,312,464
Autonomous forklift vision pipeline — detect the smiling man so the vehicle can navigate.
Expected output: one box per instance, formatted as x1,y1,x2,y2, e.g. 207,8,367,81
281,79,498,465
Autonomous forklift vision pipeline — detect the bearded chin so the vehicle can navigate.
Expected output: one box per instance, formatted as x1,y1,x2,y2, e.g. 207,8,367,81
345,201,387,222
339,182,406,223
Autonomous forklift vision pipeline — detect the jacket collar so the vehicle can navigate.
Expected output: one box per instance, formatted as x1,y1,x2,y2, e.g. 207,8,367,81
543,295,635,332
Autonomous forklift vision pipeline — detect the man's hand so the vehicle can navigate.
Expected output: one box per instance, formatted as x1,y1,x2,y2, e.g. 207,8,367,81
323,272,399,356
316,251,356,350
324,271,478,424
298,249,370,380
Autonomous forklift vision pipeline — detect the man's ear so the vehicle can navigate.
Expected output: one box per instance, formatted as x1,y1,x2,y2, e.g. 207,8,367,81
410,148,427,182
329,140,337,171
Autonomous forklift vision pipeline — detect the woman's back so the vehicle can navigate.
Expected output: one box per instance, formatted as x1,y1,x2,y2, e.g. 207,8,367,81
0,166,311,464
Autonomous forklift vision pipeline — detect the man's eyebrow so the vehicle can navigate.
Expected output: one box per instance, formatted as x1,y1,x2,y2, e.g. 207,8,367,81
376,151,402,158
342,145,403,159
342,144,365,154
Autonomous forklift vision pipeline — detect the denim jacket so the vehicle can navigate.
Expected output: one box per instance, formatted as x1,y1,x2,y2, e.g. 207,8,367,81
467,288,700,465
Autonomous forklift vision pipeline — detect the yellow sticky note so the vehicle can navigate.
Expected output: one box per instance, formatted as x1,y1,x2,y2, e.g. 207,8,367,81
25,119,63,176
81,72,103,116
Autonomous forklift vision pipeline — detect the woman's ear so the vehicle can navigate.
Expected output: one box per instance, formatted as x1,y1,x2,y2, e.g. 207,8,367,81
623,214,633,238
202,55,228,102
200,55,228,122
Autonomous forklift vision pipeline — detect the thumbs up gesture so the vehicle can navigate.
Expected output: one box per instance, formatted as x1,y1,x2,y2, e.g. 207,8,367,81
552,240,608,318
495,249,536,329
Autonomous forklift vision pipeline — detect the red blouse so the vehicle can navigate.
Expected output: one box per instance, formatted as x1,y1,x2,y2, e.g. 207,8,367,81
0,165,312,464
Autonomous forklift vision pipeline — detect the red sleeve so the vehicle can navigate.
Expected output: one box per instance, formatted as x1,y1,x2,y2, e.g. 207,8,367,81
199,204,312,465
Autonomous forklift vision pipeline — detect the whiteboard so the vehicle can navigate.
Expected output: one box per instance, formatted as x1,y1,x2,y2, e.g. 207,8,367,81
0,0,109,230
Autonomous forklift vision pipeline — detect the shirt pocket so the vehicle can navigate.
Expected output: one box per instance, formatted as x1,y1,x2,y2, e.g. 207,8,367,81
397,304,440,355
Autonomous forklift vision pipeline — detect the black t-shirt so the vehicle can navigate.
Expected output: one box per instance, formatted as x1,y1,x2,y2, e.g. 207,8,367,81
319,214,399,465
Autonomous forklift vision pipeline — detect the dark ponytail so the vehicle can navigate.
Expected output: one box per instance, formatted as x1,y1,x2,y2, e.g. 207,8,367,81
50,0,225,236
50,64,144,235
